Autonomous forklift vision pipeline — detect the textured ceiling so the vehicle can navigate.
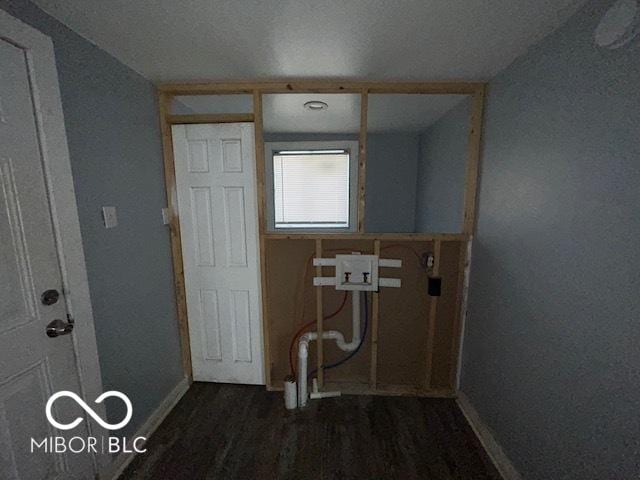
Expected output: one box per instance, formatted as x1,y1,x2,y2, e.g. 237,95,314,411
32,0,587,82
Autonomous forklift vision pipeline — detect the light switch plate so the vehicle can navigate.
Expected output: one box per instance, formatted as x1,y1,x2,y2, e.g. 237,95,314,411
161,207,170,225
101,206,118,228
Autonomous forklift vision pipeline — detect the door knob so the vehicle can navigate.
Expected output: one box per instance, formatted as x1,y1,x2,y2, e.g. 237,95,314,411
46,318,74,337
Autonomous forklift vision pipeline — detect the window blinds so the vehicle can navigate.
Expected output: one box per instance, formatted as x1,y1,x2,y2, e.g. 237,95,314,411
273,151,350,228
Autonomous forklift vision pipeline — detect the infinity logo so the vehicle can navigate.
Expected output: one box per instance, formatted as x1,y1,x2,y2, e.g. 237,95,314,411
45,391,132,431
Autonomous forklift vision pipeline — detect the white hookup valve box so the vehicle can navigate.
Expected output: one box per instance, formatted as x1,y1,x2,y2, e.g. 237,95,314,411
313,253,402,290
335,254,379,291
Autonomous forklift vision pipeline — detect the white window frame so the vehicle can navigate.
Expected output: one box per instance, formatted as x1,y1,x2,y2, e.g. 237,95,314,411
264,141,359,233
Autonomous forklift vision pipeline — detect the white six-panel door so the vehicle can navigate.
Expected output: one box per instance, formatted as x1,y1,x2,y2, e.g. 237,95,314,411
172,123,264,384
0,30,94,480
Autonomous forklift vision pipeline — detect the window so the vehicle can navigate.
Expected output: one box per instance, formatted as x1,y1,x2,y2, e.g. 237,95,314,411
265,141,358,231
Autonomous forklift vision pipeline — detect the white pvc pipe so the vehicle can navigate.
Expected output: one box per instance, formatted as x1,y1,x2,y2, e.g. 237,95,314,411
284,377,297,410
297,335,310,407
310,390,342,399
324,290,361,352
322,330,354,352
309,378,341,400
351,290,361,347
296,292,363,407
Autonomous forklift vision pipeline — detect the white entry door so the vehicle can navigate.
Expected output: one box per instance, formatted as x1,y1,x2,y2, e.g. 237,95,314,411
172,123,264,384
0,27,94,480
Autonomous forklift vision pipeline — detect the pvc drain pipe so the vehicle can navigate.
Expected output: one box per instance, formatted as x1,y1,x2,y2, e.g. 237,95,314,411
309,378,340,400
284,376,297,410
297,292,362,407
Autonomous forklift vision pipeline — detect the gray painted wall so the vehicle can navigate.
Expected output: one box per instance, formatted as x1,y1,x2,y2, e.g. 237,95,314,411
366,133,419,232
414,98,470,233
461,0,640,478
0,0,184,437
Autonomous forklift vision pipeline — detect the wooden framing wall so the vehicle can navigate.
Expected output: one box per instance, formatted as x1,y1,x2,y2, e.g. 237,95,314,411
157,81,486,395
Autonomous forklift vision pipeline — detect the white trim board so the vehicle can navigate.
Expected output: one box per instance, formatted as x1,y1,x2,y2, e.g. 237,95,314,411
0,8,108,475
108,376,190,480
457,392,523,480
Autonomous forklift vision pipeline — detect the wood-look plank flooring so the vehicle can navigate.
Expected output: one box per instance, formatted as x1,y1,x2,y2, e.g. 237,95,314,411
120,383,501,480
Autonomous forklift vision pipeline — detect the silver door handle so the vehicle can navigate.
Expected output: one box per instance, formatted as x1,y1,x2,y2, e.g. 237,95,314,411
46,318,74,337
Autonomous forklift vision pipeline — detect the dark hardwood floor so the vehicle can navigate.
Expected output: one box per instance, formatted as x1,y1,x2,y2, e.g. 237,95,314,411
120,383,501,480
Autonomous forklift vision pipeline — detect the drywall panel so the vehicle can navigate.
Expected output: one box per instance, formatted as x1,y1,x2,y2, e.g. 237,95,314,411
415,97,470,233
462,1,640,478
365,134,420,233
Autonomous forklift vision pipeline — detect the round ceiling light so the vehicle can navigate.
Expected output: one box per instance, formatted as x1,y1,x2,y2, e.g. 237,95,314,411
594,0,640,49
303,100,328,111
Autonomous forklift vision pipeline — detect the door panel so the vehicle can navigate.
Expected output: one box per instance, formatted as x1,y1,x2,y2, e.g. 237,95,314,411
173,123,264,384
190,187,216,266
0,361,59,479
0,159,38,331
0,36,93,480
229,289,252,363
223,186,248,266
199,289,222,360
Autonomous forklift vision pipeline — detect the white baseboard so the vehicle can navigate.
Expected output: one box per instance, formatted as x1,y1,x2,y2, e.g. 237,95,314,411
103,376,190,480
456,392,523,480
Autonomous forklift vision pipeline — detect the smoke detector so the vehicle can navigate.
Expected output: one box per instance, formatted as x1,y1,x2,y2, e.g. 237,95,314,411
303,100,328,111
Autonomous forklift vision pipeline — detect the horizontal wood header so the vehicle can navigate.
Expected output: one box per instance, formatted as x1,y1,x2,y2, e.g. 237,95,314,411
158,80,486,96
167,113,254,124
263,233,469,241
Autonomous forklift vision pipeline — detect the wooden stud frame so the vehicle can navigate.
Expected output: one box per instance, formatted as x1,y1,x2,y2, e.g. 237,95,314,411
315,240,324,387
358,91,368,233
158,93,193,381
158,81,483,95
370,240,381,388
157,81,486,390
167,113,254,124
424,240,442,388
